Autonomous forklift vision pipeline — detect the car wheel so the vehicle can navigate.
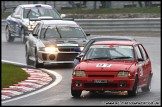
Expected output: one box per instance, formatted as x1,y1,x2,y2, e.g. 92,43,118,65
6,26,14,42
25,47,32,65
71,85,82,98
21,29,27,43
141,74,152,92
128,76,138,97
34,51,43,68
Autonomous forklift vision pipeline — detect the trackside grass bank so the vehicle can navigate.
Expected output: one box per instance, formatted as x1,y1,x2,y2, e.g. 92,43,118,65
1,63,30,88
59,7,160,14
2,7,160,19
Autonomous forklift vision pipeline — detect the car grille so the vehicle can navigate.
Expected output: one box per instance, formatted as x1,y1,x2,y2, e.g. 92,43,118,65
84,83,117,88
88,75,114,78
57,53,78,61
58,48,75,52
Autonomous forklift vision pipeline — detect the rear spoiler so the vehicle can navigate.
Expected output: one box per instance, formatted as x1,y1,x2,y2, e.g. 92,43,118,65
29,17,56,21
29,17,74,21
62,18,74,21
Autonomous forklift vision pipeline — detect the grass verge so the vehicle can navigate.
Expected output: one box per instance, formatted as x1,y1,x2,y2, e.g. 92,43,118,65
1,7,160,19
1,63,30,88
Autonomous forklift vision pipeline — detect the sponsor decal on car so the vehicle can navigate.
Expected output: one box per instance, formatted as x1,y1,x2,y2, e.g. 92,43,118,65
96,63,112,67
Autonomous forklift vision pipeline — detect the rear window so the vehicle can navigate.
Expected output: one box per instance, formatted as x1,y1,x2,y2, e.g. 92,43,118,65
23,7,61,19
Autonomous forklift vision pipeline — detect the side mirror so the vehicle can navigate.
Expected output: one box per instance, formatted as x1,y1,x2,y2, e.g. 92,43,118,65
76,53,85,61
76,56,81,61
86,33,90,36
61,14,66,18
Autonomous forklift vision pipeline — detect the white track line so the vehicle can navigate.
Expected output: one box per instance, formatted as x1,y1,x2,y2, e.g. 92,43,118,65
2,60,62,104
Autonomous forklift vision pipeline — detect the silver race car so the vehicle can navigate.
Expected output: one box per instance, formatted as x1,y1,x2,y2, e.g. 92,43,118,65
25,19,89,68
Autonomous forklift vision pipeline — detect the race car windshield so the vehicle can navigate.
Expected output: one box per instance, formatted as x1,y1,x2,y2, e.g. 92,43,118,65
41,26,86,39
57,26,85,38
83,45,135,61
23,7,61,19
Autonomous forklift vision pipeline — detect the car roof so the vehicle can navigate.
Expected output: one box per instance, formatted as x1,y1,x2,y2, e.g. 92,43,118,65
93,40,139,46
90,36,136,41
19,4,52,8
41,20,79,27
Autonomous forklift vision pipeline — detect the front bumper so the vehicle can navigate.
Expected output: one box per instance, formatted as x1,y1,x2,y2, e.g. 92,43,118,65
38,51,79,64
72,77,135,91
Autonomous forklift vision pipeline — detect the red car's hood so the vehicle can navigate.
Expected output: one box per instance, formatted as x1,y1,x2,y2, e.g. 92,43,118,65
75,60,135,72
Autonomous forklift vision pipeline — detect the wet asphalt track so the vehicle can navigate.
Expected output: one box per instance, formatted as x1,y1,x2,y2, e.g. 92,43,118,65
1,28,161,106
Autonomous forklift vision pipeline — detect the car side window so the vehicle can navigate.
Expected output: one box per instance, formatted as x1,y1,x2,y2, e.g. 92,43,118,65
135,45,143,60
18,7,23,17
138,44,148,60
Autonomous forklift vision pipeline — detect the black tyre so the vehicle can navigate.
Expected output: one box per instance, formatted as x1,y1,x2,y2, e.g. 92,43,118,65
6,26,14,42
25,47,32,65
128,76,138,97
141,74,152,92
71,85,82,98
21,29,27,43
34,51,43,68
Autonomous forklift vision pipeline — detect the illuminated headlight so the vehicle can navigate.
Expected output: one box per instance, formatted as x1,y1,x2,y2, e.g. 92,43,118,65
45,47,59,53
28,25,35,30
117,71,130,77
80,47,84,51
73,70,86,77
39,47,59,53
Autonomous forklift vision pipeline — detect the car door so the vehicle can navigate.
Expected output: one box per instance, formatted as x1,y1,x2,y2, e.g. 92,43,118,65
28,23,41,57
138,44,151,85
134,44,148,86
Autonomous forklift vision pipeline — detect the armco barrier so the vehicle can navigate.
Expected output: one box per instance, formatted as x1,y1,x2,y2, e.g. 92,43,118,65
1,18,160,33
74,18,160,33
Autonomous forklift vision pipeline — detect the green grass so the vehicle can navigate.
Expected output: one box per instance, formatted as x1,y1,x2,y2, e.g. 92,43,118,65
1,7,160,19
1,63,30,88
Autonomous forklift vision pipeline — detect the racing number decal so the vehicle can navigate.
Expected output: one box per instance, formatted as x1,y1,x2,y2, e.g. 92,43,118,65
96,63,112,67
139,64,143,76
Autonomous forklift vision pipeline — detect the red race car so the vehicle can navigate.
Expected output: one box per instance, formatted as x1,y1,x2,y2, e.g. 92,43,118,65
71,40,153,97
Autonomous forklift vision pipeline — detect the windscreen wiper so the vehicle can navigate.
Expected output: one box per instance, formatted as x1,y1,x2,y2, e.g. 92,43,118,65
56,26,62,38
84,57,112,61
44,26,49,39
111,56,132,59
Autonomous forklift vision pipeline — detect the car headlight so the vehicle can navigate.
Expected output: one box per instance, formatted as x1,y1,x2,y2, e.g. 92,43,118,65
73,70,86,77
45,47,59,53
39,47,59,53
117,71,130,77
28,25,35,30
80,47,84,51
